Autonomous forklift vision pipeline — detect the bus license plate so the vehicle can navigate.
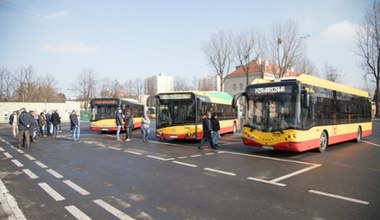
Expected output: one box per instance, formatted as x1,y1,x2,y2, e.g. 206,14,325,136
262,146,273,150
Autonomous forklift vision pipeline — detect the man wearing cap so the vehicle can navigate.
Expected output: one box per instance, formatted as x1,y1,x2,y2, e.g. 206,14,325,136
17,108,33,148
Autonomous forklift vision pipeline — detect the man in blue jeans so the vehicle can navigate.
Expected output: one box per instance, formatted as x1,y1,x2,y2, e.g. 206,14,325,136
198,112,216,150
115,108,124,141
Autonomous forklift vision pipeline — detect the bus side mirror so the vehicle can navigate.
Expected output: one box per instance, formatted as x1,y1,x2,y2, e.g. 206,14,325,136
302,91,310,108
232,92,245,110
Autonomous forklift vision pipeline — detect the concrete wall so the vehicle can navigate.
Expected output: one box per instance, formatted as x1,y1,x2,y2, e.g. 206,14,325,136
0,101,81,123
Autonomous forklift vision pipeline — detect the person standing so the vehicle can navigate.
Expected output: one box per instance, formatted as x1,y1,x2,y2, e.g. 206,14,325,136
198,112,216,150
211,113,221,147
45,111,52,136
124,109,133,141
39,112,47,137
17,108,33,148
9,111,18,139
115,108,124,141
51,110,61,138
141,113,151,142
71,110,80,141
69,110,75,133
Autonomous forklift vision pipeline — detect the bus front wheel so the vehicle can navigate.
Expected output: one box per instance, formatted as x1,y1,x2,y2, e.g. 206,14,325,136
318,131,328,153
355,127,362,143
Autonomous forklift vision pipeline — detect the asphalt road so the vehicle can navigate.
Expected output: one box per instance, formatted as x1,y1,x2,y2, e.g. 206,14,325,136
0,120,379,220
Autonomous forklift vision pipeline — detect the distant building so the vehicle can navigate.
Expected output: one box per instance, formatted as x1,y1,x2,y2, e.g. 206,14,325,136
224,59,297,96
145,73,174,95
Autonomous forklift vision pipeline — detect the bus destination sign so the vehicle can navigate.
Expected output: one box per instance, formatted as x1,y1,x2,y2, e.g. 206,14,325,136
254,86,286,94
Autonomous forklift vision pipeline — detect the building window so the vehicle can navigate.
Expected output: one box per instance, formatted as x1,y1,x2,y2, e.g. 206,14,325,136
239,83,243,90
233,84,236,90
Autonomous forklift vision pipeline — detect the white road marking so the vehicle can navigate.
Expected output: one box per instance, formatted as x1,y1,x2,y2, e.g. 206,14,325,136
124,150,142,155
270,164,322,183
205,152,215,156
177,156,187,159
24,154,35,161
362,140,380,148
35,161,48,169
0,147,4,151
65,205,92,220
63,180,90,195
204,168,236,176
22,169,38,179
309,190,369,205
3,152,12,158
93,199,134,220
190,154,202,158
11,159,24,167
247,177,286,187
147,155,173,161
0,178,26,219
46,169,64,178
38,182,65,201
172,161,197,168
16,149,24,154
109,147,121,151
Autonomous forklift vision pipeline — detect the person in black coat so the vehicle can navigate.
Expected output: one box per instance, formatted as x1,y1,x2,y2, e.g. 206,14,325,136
198,112,216,150
51,110,61,138
211,113,221,147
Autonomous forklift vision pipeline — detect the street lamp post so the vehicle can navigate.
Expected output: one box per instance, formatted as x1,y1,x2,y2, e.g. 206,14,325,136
300,34,310,73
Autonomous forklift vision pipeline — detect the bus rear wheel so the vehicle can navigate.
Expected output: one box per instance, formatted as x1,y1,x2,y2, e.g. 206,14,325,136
318,131,328,153
355,127,362,143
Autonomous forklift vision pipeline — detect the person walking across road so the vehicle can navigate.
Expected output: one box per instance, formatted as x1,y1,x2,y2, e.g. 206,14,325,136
198,112,216,150
124,109,133,141
141,113,151,142
211,113,221,147
115,108,124,141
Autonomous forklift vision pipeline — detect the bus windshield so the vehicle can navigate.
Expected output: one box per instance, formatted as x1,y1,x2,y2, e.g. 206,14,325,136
91,105,118,121
247,93,299,132
157,99,196,128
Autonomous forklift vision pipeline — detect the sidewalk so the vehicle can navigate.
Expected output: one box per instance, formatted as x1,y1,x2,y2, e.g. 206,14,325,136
1,177,26,219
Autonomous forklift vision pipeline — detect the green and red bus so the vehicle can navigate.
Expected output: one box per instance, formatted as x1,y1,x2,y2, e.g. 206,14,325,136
152,91,236,140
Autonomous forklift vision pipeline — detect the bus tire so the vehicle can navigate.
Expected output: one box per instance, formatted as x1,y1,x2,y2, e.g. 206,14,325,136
355,127,362,143
318,131,328,153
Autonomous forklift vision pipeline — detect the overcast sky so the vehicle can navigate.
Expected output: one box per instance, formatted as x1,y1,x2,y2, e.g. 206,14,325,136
0,0,371,96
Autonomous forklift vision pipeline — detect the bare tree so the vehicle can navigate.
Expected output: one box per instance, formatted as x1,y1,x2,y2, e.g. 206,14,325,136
269,20,303,78
98,77,113,98
201,30,234,91
234,28,264,86
322,63,342,82
0,67,16,101
355,0,380,117
71,68,97,111
174,76,192,91
144,76,156,96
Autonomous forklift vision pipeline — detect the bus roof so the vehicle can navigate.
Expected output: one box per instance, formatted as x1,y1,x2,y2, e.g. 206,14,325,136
252,74,369,98
158,91,232,105
295,74,369,98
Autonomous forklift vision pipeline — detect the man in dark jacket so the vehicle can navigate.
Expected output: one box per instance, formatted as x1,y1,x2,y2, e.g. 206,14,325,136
17,108,33,148
51,110,61,138
115,108,124,141
198,112,216,150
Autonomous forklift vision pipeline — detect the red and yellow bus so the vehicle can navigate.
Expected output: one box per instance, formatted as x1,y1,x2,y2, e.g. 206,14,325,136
153,91,236,140
89,98,144,132
232,74,372,152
